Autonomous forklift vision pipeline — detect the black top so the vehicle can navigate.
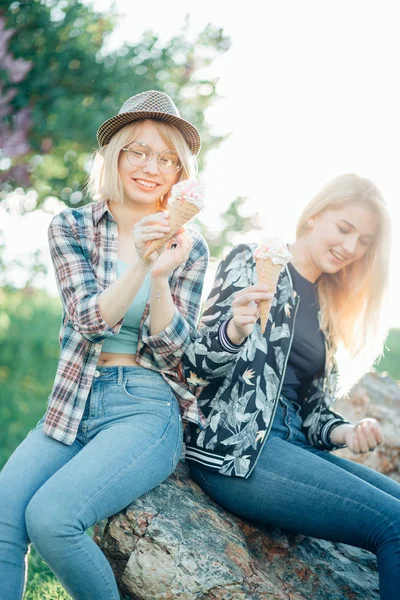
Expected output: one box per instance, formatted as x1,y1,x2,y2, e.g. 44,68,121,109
281,262,325,404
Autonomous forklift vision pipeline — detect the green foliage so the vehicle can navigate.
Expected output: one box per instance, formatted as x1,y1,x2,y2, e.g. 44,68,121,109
1,0,230,205
196,196,263,259
376,328,400,380
0,286,61,469
25,547,71,600
0,15,32,185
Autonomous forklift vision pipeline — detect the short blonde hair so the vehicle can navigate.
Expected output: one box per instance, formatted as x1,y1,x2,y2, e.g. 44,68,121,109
296,173,392,390
87,119,198,206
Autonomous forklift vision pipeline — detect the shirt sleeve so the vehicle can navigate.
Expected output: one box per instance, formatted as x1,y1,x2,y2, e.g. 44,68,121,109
300,383,351,450
140,232,209,370
182,244,252,387
48,212,123,344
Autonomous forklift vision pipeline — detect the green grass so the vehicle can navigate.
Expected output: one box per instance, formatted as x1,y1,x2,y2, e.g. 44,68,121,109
377,328,400,381
24,527,95,599
25,548,71,600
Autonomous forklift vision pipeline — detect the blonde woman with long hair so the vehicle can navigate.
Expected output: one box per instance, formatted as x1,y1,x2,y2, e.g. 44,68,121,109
183,174,399,600
0,90,208,600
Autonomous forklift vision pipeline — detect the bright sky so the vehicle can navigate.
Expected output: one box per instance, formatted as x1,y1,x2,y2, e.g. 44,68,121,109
2,0,399,326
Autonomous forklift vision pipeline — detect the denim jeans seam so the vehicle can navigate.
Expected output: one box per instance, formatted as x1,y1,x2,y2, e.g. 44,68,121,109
192,467,211,495
171,415,183,472
264,471,400,545
282,402,291,441
88,385,104,422
99,385,105,418
17,556,27,600
122,380,173,406
73,410,177,527
66,527,120,599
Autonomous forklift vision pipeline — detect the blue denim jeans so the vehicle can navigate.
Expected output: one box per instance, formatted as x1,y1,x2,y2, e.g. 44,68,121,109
189,396,400,600
0,366,182,600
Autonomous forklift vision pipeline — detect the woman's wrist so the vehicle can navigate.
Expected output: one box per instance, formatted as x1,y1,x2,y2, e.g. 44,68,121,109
226,319,247,346
329,423,354,446
150,275,171,307
130,253,154,274
150,273,170,287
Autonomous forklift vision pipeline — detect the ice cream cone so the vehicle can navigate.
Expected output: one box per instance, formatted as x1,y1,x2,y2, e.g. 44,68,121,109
254,237,293,333
256,259,284,333
143,179,205,258
143,200,200,258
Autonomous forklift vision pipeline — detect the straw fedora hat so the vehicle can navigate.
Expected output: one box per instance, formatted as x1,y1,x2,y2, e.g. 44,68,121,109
96,90,201,155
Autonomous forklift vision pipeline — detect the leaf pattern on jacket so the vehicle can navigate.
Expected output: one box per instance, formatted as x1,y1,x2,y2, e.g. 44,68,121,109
276,280,292,308
264,363,280,403
241,330,268,362
221,412,260,456
220,455,251,477
270,323,290,342
274,346,286,376
226,386,254,431
182,243,347,478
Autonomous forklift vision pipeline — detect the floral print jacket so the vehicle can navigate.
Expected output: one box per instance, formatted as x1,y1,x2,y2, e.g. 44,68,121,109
183,244,348,479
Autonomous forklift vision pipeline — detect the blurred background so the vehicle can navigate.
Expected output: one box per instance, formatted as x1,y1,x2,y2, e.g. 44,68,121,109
0,1,399,597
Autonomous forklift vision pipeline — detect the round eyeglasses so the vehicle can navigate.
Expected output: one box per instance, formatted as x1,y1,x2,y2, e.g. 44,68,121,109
121,142,182,175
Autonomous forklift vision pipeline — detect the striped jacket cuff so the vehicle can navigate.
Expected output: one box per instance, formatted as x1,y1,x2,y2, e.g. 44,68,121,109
320,418,350,450
218,319,246,354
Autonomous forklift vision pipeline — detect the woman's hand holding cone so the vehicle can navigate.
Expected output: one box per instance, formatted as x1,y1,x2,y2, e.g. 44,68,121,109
133,211,192,278
143,179,205,259
227,285,273,345
133,212,171,263
151,230,194,279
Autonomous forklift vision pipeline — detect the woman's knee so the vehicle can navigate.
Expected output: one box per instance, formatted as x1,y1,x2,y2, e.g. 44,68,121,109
25,488,78,547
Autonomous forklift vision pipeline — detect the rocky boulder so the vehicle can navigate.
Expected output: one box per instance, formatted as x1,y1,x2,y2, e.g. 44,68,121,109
95,371,399,600
334,371,400,481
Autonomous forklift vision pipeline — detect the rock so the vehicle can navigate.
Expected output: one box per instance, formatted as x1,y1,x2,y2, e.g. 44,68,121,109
95,372,400,600
96,461,379,600
333,371,400,481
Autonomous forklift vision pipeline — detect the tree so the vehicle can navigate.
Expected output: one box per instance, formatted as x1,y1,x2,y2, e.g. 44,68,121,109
378,329,400,381
0,0,230,208
0,15,32,186
196,196,264,259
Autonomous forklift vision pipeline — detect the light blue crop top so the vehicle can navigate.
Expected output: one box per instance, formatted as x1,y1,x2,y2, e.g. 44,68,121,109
101,260,151,355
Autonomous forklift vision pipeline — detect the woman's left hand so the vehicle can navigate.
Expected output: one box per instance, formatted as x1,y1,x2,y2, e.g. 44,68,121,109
151,230,194,279
331,418,385,453
133,212,171,263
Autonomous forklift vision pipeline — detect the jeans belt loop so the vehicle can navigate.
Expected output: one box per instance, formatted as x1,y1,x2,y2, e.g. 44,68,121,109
117,366,123,386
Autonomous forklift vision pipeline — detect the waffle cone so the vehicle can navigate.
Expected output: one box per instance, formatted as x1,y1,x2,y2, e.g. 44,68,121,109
256,258,284,333
143,201,200,258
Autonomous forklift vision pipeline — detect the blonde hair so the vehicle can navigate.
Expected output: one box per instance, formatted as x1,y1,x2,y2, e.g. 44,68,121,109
87,119,198,206
296,173,392,390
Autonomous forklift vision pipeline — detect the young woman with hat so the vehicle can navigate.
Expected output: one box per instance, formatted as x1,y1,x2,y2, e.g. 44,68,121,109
0,90,208,600
183,173,399,600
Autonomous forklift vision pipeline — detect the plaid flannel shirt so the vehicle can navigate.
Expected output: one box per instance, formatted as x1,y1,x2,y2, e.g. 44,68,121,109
44,199,208,445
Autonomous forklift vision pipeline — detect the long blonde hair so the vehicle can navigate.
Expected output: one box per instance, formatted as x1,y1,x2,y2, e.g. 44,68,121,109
296,173,392,389
87,119,198,206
